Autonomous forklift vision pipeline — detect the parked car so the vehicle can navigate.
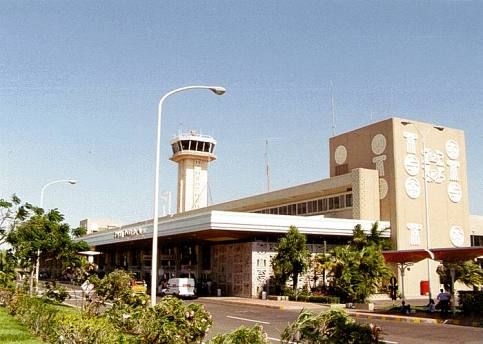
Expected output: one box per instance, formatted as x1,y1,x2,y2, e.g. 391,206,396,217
131,280,147,294
161,277,196,298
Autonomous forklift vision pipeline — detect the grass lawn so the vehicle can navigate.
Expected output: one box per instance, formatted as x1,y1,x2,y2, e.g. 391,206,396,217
0,307,43,343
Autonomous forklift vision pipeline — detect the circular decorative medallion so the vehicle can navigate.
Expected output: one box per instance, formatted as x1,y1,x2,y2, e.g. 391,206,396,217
379,178,388,199
404,154,420,176
447,182,462,203
449,226,465,247
405,177,421,199
371,134,387,155
445,140,459,160
334,145,348,165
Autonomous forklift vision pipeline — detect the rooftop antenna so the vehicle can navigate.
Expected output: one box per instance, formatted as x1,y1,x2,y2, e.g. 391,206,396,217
264,139,271,192
330,80,336,136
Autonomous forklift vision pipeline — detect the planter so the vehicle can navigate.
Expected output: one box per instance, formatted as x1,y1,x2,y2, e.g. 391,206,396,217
268,295,289,301
329,304,346,310
354,303,375,311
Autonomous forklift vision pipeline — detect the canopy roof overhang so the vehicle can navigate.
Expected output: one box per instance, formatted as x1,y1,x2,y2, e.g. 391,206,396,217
383,247,483,264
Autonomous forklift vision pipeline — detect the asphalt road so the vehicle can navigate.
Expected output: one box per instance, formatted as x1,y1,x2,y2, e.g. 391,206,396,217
63,291,482,343
194,300,483,344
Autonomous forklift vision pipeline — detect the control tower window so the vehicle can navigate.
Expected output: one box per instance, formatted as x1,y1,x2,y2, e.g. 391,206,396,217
181,140,189,150
203,143,210,152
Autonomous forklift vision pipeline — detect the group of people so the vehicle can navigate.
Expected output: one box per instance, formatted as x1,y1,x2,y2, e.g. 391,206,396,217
400,289,451,316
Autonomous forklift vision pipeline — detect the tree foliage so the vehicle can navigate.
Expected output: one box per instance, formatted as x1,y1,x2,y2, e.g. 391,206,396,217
6,207,89,291
281,309,382,344
0,194,31,245
209,324,269,344
323,223,391,303
271,226,311,291
437,260,483,291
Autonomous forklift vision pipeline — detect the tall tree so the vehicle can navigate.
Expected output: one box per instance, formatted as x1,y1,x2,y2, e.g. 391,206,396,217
326,223,391,303
0,194,30,245
437,260,483,292
271,226,310,291
6,208,89,292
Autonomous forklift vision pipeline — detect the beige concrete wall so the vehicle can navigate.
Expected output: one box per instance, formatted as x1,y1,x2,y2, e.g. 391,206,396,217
330,117,471,297
351,168,380,220
212,243,252,297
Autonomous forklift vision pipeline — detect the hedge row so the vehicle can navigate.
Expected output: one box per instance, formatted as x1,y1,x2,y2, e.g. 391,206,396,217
288,294,341,304
3,290,131,343
458,290,483,314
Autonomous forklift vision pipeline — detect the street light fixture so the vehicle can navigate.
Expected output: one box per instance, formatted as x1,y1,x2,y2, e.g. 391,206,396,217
401,121,444,301
151,85,225,306
36,179,77,292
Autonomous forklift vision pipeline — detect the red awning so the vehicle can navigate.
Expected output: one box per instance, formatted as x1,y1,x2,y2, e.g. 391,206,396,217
430,247,483,262
382,247,483,264
382,249,431,263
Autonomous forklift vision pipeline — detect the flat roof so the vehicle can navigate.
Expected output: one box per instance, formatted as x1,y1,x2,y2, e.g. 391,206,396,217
79,210,389,247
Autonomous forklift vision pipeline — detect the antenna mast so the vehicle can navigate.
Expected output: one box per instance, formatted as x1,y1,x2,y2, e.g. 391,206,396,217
330,80,336,136
265,139,271,192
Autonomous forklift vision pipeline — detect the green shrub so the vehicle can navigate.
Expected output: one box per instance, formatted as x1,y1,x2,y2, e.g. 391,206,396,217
282,309,381,344
8,294,59,340
42,281,69,303
56,313,130,344
133,296,212,344
0,287,14,306
287,294,340,304
458,290,483,314
209,324,269,344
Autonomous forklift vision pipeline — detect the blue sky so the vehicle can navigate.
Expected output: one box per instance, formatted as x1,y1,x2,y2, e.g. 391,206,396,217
1,1,483,227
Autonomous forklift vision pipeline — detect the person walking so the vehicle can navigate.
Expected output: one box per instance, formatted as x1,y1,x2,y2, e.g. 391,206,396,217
437,289,451,315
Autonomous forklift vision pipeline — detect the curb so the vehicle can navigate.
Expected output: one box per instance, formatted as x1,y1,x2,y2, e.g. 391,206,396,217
349,311,482,328
350,311,439,324
197,297,286,310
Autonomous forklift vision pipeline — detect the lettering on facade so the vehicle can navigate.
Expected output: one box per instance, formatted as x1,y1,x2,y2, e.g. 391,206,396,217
114,227,146,239
403,132,463,201
445,140,462,203
403,132,418,154
407,223,422,246
423,148,445,184
371,134,388,199
405,177,421,199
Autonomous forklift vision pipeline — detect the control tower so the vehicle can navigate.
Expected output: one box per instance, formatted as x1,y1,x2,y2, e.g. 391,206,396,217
170,131,217,213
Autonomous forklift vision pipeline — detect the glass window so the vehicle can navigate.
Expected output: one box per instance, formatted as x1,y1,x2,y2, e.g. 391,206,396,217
317,199,323,212
297,202,307,215
322,199,328,211
328,197,334,210
334,196,340,209
181,140,189,150
346,194,353,207
339,195,345,208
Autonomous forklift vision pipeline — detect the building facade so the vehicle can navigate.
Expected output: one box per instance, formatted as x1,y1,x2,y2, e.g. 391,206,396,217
79,117,478,298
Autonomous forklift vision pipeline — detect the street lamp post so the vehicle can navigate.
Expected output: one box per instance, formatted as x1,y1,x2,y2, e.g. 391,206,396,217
36,179,77,292
401,121,443,302
151,85,225,306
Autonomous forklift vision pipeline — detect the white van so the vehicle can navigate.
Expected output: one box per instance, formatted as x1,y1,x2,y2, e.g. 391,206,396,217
161,278,196,298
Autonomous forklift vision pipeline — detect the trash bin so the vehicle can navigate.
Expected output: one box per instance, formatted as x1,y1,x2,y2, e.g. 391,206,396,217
420,280,429,296
217,288,221,297
261,291,267,300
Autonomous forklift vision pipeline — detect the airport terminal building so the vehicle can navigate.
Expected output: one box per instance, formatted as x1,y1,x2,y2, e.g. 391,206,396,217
79,117,483,298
